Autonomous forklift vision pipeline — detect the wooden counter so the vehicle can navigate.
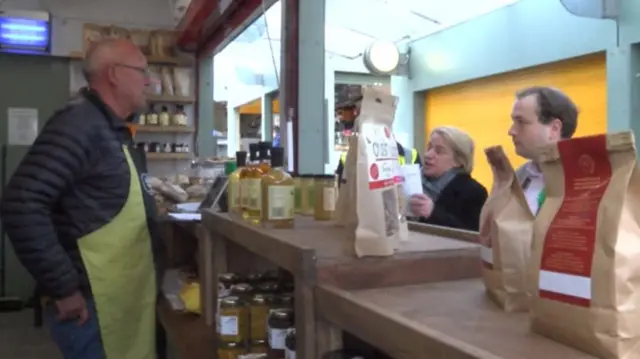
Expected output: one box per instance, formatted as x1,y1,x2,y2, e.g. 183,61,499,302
201,211,482,359
316,279,596,359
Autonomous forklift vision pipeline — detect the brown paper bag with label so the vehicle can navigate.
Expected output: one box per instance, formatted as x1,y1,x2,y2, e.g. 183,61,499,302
479,146,534,312
529,131,640,358
352,88,407,257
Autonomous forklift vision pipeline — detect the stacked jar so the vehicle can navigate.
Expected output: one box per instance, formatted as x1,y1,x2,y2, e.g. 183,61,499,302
216,270,295,357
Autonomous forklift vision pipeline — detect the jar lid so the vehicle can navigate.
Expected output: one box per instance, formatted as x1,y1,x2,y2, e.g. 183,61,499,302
251,294,268,304
250,339,267,345
220,341,244,349
246,272,264,282
271,308,293,319
221,296,241,306
219,272,238,281
232,283,253,293
257,281,280,292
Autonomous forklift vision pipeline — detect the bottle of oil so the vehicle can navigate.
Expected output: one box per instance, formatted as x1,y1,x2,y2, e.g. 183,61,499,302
228,151,247,218
242,143,264,223
261,146,295,229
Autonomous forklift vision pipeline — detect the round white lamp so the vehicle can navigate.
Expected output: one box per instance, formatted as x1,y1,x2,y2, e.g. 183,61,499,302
363,41,401,75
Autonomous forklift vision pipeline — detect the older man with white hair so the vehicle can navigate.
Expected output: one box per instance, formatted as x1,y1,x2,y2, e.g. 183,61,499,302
0,38,164,359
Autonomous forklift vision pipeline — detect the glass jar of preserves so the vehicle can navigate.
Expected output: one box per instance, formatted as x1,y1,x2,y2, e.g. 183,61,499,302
298,174,315,216
267,309,294,359
231,283,254,302
217,296,249,343
285,328,296,359
217,341,247,359
250,339,269,355
273,294,293,311
219,272,240,293
313,174,336,221
249,294,271,341
257,281,281,294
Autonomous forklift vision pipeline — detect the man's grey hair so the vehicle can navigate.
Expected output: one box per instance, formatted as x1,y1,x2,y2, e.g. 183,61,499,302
82,39,121,83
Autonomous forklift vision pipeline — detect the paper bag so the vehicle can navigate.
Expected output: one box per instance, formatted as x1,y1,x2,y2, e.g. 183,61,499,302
479,146,534,312
529,131,640,358
352,89,408,257
334,133,359,228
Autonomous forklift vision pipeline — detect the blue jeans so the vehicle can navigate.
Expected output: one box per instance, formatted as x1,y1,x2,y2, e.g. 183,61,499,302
45,298,106,359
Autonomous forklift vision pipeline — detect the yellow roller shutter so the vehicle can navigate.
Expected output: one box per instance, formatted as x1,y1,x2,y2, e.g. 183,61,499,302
425,53,607,190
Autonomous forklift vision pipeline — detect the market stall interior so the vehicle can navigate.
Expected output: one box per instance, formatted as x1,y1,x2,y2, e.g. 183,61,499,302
1,0,623,359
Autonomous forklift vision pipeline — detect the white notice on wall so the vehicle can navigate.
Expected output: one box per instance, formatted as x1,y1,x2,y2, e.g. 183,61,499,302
8,108,39,145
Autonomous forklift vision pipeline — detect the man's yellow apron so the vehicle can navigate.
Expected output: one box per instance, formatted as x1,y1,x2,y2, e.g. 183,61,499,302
78,145,156,359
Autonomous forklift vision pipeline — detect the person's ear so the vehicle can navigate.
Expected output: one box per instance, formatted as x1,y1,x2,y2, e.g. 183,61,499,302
550,118,563,140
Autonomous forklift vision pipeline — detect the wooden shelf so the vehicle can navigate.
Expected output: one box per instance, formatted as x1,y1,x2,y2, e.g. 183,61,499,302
147,94,195,104
68,51,194,66
135,125,194,133
158,296,214,359
146,152,192,160
200,213,482,359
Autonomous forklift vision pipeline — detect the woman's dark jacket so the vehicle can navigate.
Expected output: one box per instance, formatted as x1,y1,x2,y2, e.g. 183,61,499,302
416,173,487,231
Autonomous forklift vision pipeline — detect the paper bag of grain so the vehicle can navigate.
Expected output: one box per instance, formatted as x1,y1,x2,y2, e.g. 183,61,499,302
529,131,640,358
353,88,407,257
479,146,534,312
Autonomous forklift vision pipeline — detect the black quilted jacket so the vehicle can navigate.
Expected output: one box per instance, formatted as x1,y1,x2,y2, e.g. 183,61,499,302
0,88,163,299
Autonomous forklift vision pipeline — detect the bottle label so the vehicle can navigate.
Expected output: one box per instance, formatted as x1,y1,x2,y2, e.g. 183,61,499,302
323,187,336,211
268,328,287,349
285,348,296,359
268,185,295,220
246,178,262,210
229,180,240,209
217,315,238,335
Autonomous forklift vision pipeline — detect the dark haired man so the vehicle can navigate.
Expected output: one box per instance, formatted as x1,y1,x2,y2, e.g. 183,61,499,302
509,86,578,214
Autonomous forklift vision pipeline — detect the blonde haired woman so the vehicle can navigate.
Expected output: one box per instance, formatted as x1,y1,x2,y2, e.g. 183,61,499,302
409,126,487,231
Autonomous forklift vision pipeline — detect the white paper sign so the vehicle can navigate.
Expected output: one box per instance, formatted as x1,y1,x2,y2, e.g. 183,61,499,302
401,164,423,197
8,108,39,145
401,164,423,216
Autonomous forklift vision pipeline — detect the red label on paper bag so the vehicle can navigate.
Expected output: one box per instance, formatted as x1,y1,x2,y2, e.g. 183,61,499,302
538,135,611,307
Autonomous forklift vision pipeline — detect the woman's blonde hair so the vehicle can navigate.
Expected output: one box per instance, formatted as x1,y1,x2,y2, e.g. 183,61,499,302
430,126,475,173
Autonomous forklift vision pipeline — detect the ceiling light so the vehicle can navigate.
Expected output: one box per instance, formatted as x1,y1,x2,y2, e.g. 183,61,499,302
363,40,401,75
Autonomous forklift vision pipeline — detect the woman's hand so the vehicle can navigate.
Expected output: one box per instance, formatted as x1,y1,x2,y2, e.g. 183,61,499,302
409,193,435,218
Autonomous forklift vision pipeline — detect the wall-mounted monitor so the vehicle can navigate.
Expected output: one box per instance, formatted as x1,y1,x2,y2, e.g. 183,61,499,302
0,10,51,54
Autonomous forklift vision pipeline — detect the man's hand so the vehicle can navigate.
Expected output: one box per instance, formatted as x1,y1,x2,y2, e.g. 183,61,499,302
55,291,88,325
410,193,435,219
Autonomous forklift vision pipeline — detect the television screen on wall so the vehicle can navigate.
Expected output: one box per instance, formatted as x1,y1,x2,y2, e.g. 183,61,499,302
0,10,51,54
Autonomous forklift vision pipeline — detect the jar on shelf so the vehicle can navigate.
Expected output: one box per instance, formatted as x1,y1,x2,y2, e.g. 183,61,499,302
249,294,272,341
267,309,294,359
246,272,265,286
217,341,247,359
217,296,249,344
231,283,254,303
272,293,293,311
284,328,296,359
219,272,241,291
256,281,281,295
250,339,269,355
313,174,336,221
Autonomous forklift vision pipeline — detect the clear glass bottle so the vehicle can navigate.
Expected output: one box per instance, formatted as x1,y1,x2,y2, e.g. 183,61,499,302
261,147,295,229
159,105,170,126
146,104,158,125
229,151,247,218
241,143,263,223
258,141,272,174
